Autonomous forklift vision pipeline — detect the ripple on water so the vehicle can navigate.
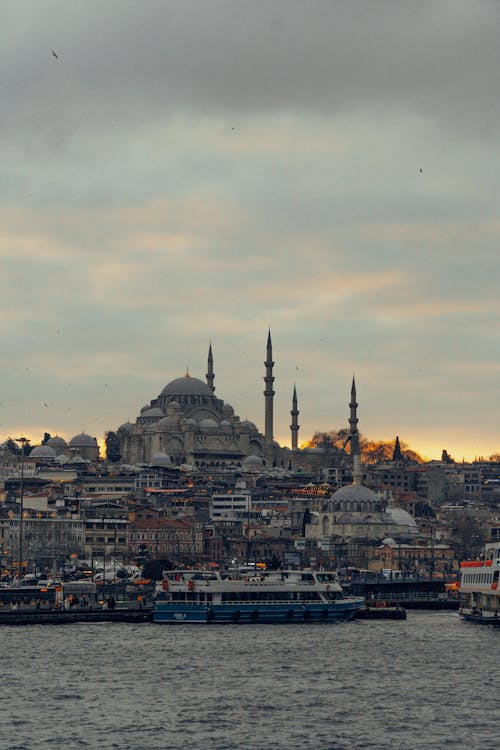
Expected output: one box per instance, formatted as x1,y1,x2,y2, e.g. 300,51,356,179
0,612,498,750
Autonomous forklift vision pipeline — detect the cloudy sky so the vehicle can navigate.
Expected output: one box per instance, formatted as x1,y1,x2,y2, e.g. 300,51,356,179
1,0,499,460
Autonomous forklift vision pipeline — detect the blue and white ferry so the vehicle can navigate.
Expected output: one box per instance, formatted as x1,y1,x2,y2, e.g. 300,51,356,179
154,569,364,624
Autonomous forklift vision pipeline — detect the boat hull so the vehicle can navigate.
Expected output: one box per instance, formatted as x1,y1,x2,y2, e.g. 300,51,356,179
459,611,500,627
154,600,362,624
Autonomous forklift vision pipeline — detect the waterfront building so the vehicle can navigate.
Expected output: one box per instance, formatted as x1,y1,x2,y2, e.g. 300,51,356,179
128,517,203,561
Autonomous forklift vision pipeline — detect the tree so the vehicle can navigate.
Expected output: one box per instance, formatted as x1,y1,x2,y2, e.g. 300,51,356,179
4,439,20,455
307,430,424,464
105,431,121,463
4,438,32,455
42,432,51,445
449,512,485,559
306,428,351,451
362,439,394,464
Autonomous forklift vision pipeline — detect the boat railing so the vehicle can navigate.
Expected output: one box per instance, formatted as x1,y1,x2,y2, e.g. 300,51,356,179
367,590,452,602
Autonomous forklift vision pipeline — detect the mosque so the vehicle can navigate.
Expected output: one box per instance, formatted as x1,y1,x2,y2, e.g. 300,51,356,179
115,333,308,471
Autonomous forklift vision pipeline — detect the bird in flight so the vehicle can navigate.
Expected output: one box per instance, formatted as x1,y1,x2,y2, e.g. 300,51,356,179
51,50,59,59
419,168,423,173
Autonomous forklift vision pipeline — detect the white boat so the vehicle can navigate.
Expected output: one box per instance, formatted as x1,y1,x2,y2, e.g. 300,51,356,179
458,541,500,625
154,569,364,624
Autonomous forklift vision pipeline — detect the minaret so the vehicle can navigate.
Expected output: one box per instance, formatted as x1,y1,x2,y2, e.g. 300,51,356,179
290,384,299,449
206,342,215,393
264,329,275,451
349,376,362,484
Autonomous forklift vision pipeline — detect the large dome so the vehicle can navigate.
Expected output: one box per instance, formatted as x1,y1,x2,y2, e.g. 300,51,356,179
69,433,98,447
30,445,56,459
330,484,377,504
160,374,212,398
328,484,380,514
46,436,67,450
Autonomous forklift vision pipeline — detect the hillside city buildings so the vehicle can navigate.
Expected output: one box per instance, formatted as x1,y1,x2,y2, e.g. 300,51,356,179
0,333,498,580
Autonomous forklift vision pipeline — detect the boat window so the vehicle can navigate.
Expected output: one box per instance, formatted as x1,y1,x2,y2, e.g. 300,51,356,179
317,574,336,582
301,574,314,583
325,591,344,600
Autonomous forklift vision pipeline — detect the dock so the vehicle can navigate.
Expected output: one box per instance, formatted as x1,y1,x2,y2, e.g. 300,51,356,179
0,607,153,625
355,605,407,620
345,576,459,610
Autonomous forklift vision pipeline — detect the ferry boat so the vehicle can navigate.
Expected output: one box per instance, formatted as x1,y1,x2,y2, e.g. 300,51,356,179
458,541,500,626
153,569,364,624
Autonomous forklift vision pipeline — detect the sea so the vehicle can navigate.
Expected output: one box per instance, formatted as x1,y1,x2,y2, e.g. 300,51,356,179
0,611,497,750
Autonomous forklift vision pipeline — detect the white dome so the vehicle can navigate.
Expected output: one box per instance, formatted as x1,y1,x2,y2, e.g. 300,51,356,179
160,375,212,398
220,420,232,431
241,420,259,434
71,455,87,464
118,422,134,432
386,508,418,528
222,403,234,417
199,418,219,430
69,433,98,448
140,407,164,418
46,436,67,449
150,452,172,466
243,454,263,467
331,484,378,505
157,416,178,431
30,445,56,458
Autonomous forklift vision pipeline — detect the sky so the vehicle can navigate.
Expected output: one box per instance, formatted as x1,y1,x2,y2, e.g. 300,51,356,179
1,0,499,462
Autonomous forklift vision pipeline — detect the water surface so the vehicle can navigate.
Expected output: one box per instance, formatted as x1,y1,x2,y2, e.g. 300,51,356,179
1,612,497,750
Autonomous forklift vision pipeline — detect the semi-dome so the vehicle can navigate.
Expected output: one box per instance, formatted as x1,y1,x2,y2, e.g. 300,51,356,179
157,416,178,430
150,452,172,466
160,374,212,398
69,433,98,447
117,422,134,432
220,420,232,430
30,445,56,459
199,418,219,429
241,420,259,434
140,407,164,418
222,403,234,417
243,454,263,467
386,508,418,529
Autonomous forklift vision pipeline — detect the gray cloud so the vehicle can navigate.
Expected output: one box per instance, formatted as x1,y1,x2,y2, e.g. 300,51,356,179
0,1,499,459
1,1,499,143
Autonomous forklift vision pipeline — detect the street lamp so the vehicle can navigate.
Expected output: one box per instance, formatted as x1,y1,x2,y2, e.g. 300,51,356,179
15,437,27,584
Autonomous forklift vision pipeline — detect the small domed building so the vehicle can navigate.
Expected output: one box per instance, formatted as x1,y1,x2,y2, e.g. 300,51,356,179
68,432,100,461
306,379,418,543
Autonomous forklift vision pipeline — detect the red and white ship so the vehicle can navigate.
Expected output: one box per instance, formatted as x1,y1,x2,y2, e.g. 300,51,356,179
458,542,500,625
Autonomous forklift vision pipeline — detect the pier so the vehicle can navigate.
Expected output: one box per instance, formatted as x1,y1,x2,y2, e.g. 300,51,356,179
0,607,153,625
